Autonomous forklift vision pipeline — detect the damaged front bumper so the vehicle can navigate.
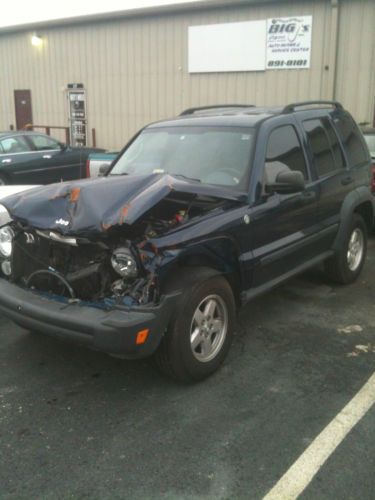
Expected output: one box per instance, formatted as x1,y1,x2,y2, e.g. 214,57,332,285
0,279,180,358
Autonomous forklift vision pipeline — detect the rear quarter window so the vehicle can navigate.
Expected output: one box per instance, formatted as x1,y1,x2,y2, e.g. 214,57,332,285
333,113,369,166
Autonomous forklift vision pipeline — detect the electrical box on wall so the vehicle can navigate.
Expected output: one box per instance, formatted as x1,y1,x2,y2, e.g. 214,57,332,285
67,84,87,147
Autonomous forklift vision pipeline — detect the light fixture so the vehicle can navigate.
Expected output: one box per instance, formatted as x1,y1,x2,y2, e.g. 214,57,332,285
31,33,43,47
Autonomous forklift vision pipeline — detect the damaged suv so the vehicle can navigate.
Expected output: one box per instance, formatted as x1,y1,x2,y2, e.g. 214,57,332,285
0,101,372,382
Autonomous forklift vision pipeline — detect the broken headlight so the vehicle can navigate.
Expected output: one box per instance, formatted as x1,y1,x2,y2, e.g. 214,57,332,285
0,225,14,258
111,247,138,279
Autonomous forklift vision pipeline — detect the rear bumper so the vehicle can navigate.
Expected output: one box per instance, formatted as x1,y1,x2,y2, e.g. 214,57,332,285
0,279,180,358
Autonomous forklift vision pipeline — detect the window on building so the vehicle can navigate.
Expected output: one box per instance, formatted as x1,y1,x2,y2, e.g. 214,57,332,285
303,119,336,177
29,135,60,151
0,136,30,154
333,113,369,166
264,125,308,185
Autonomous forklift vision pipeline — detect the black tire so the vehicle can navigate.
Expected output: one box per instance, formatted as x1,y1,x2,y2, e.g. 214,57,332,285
325,213,367,284
154,273,236,383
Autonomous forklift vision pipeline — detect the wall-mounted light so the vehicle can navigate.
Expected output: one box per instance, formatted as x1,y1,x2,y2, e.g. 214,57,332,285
31,33,43,47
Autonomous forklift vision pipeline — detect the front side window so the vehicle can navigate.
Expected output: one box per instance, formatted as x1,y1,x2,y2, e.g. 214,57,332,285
0,136,30,154
333,113,369,166
303,119,336,177
110,126,254,189
264,125,308,185
29,135,60,151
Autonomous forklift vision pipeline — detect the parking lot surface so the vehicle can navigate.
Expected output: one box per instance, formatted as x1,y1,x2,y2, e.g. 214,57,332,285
1,239,375,499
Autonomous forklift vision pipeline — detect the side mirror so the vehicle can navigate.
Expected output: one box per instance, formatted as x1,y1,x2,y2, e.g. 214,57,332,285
59,142,68,151
98,163,111,176
266,170,305,194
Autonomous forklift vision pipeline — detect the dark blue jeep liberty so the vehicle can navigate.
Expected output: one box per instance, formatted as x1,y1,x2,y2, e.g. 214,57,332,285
0,101,372,382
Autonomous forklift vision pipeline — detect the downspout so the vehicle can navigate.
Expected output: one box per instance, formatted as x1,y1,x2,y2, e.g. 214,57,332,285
326,0,339,100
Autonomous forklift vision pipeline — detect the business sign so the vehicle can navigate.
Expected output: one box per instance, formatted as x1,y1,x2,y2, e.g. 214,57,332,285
266,16,312,69
188,21,266,73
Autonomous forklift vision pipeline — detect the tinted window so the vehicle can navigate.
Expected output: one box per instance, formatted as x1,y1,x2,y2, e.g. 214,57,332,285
303,119,336,177
0,136,30,154
29,135,60,151
321,117,345,169
333,114,368,166
264,125,308,184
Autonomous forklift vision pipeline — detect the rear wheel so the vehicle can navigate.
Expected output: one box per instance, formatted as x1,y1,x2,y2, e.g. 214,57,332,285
154,274,236,383
325,213,367,284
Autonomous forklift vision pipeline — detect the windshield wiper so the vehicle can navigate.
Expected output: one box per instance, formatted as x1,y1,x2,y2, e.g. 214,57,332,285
171,173,201,183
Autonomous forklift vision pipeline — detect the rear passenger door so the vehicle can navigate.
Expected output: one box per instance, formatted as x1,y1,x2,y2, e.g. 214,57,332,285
299,115,352,248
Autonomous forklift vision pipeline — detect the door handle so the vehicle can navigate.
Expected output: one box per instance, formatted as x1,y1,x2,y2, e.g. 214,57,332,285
2,159,11,164
42,155,52,159
341,176,354,186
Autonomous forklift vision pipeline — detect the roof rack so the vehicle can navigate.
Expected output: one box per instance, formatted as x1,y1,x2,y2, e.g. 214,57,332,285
282,100,343,114
180,104,254,116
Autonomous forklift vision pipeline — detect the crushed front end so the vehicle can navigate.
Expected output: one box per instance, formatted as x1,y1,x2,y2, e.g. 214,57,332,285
0,175,243,357
0,212,184,358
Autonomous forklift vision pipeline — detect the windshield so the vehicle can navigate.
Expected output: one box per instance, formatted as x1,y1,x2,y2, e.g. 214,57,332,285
363,133,375,157
110,126,254,189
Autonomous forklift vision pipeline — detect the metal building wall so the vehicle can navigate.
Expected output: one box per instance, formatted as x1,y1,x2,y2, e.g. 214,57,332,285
0,0,374,150
335,0,375,125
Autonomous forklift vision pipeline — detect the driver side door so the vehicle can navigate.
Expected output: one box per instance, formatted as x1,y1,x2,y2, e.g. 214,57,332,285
248,122,320,288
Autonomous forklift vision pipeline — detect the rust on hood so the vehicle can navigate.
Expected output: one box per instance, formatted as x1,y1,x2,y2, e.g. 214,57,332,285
70,187,81,202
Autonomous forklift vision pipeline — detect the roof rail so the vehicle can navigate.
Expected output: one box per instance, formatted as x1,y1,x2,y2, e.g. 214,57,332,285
282,100,343,114
180,104,254,116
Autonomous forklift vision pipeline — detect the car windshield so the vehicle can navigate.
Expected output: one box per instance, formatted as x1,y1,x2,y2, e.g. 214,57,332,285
363,133,375,157
110,126,254,189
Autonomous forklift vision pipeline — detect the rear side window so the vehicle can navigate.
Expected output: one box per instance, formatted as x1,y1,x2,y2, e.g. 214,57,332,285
264,125,308,183
303,119,336,177
321,117,345,169
0,136,30,154
333,113,368,166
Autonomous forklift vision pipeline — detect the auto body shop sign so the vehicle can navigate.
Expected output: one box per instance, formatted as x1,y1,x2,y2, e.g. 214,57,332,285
266,16,312,69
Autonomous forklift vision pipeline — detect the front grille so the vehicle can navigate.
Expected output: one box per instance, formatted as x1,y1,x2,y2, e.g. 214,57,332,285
11,230,51,284
10,228,113,300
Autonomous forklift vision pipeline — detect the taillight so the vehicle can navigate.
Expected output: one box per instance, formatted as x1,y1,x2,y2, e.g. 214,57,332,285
371,163,375,193
85,159,90,178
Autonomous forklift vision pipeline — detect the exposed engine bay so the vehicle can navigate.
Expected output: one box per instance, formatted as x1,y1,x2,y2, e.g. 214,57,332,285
0,193,227,307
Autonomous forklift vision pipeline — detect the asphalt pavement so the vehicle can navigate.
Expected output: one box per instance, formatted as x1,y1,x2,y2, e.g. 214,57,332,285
1,239,375,499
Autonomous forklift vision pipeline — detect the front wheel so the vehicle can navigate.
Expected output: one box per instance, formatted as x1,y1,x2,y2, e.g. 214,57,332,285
325,213,367,284
154,274,236,383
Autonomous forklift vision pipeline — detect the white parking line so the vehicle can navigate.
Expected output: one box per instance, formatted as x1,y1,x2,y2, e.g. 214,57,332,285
263,371,375,500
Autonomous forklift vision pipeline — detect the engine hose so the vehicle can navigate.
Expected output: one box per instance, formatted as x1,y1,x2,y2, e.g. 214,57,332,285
25,269,76,299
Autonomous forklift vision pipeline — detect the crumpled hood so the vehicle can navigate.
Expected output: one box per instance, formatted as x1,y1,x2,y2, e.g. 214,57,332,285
1,174,245,236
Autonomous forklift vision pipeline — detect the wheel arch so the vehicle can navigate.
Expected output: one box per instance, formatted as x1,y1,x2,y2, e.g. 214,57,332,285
333,187,374,251
159,236,243,307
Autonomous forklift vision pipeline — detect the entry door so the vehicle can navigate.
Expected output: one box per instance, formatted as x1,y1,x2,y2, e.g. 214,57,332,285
14,90,33,130
249,123,318,287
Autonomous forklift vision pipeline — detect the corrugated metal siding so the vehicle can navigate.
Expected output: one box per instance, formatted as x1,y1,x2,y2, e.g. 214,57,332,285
335,0,375,125
0,0,374,150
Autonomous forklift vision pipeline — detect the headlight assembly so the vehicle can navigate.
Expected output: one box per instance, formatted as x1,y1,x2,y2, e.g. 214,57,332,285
0,225,14,258
111,247,138,279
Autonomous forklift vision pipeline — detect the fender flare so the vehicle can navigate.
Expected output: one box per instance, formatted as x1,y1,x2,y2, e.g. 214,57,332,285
333,186,375,252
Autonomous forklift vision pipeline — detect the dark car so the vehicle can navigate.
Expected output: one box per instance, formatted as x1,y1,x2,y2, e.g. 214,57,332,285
0,101,372,382
0,131,104,185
